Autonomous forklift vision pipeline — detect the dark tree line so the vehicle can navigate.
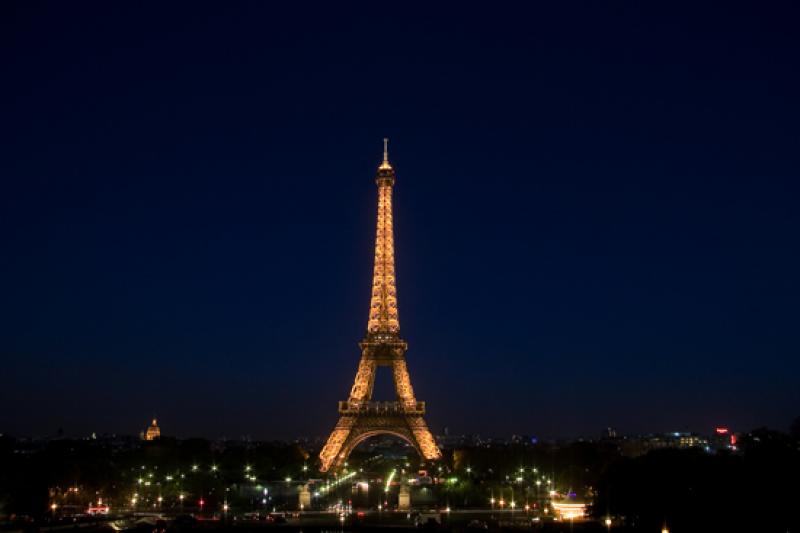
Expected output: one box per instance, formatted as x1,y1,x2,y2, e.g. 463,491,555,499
595,427,800,532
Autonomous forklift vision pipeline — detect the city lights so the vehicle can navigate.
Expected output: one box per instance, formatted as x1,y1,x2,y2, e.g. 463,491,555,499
551,501,587,520
385,469,396,492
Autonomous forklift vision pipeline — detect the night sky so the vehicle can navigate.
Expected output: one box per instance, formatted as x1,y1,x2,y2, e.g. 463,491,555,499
2,2,799,441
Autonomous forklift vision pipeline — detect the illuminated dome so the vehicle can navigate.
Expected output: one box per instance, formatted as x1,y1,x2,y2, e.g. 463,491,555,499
144,418,161,441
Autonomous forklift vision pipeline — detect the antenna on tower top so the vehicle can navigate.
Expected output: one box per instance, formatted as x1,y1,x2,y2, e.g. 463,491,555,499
378,138,393,171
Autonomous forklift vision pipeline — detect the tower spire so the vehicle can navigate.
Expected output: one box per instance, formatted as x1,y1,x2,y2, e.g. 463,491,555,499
379,137,393,170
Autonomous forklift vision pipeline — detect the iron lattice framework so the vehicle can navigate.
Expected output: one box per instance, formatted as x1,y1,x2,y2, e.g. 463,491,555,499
319,140,442,473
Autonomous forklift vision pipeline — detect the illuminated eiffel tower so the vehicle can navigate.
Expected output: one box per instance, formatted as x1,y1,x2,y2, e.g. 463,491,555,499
319,140,442,473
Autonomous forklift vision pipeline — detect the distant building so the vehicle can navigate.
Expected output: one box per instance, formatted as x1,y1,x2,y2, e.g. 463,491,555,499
143,418,161,441
711,427,738,451
677,433,706,448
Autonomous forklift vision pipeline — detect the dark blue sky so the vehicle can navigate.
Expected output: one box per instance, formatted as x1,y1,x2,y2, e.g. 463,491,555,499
1,2,798,441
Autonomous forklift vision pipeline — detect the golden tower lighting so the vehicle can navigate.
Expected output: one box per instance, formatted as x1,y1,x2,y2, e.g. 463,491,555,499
318,140,442,472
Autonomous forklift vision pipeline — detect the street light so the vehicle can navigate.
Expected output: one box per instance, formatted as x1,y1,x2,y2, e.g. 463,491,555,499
605,517,612,530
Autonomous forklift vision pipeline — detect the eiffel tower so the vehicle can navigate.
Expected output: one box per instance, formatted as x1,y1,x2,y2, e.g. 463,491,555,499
318,140,442,473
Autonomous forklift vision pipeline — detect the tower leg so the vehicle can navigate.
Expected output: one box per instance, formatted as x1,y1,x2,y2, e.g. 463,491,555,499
392,359,416,405
349,359,377,402
319,416,356,473
407,416,442,461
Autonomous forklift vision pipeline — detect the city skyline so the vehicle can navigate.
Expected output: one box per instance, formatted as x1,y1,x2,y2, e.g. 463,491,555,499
2,2,799,441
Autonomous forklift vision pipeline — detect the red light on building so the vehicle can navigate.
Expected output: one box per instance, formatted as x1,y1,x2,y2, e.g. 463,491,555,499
715,427,729,434
730,434,737,445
